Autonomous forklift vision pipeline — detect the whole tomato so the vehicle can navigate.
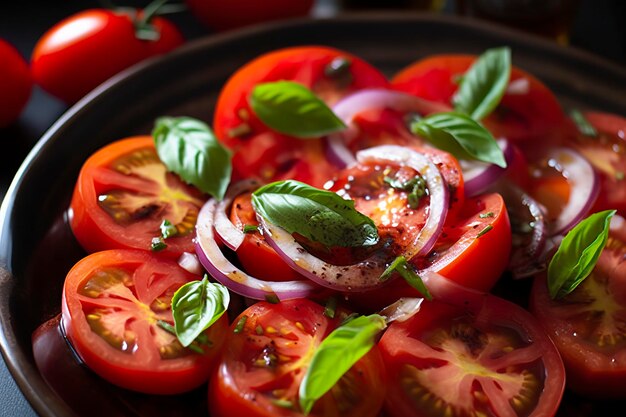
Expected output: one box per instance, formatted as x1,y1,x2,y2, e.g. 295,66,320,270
185,0,314,32
31,8,184,104
0,39,32,128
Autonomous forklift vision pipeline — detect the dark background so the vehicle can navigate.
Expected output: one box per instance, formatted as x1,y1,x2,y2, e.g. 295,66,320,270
0,0,625,415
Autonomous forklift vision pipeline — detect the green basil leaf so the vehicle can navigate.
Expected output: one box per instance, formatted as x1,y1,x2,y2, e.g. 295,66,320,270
250,81,346,138
298,314,387,414
453,47,511,121
252,180,378,248
547,210,616,299
152,116,232,200
380,256,432,300
171,276,230,347
411,112,507,168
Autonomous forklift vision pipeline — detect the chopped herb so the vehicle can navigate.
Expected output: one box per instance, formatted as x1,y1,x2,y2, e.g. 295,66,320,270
233,315,248,333
160,219,178,239
265,293,280,304
271,399,294,409
243,224,259,234
380,256,432,300
340,312,359,326
477,224,493,237
255,325,264,335
157,320,176,334
324,56,352,79
324,296,338,319
150,237,167,251
479,211,494,218
570,109,597,137
616,171,625,181
187,344,204,354
384,175,427,209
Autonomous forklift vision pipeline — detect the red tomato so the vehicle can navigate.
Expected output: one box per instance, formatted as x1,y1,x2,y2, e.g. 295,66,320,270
31,9,184,104
569,111,626,216
61,249,228,394
391,54,566,151
213,46,389,187
229,192,304,282
530,226,626,398
69,136,207,258
185,0,314,32
379,289,565,417
0,38,32,127
209,299,386,417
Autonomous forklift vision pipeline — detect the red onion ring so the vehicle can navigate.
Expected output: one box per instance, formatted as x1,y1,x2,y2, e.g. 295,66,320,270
213,179,261,251
545,147,600,235
462,139,515,197
257,145,449,291
177,252,204,276
195,199,320,301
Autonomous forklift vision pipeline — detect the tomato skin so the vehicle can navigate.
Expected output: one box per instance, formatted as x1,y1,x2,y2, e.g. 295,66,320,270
530,228,626,398
31,9,183,104
0,38,32,127
209,299,386,417
213,46,389,187
69,136,206,258
61,249,228,394
392,54,566,151
379,293,565,417
185,0,314,32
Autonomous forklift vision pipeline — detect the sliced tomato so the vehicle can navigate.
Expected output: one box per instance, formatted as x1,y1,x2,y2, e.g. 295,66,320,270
61,249,228,394
379,286,565,417
213,46,389,187
208,299,386,417
69,136,207,257
530,226,626,398
230,192,304,282
569,111,626,217
391,54,566,151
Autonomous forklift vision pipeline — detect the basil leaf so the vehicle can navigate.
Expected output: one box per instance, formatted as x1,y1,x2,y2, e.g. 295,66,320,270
380,256,432,300
298,314,387,414
252,180,378,248
250,81,346,138
453,47,511,121
547,210,616,299
411,112,507,168
153,116,232,200
171,276,230,347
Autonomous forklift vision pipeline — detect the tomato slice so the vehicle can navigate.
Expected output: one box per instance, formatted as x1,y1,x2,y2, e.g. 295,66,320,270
209,299,386,417
391,54,566,150
213,46,389,187
69,136,207,257
530,226,626,398
379,290,565,417
230,192,305,282
61,249,228,394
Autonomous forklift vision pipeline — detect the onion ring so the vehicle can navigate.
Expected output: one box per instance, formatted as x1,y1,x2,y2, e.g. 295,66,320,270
213,179,261,251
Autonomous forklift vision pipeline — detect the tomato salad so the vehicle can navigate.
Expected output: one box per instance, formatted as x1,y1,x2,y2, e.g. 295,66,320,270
32,45,626,417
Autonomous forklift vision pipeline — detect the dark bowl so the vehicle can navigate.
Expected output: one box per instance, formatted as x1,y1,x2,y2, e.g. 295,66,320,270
1,13,626,417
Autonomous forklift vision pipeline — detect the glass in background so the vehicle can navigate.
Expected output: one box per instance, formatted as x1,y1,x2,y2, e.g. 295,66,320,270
455,0,580,44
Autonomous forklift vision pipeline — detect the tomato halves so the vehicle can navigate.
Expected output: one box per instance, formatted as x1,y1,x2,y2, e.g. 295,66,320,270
530,225,626,398
61,249,228,394
209,299,386,417
69,136,206,258
213,46,389,187
380,284,565,417
0,38,32,127
31,8,183,104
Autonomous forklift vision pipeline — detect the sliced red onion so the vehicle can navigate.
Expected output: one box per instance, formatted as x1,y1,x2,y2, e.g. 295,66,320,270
177,252,204,276
357,145,449,259
257,145,449,292
461,139,515,197
378,297,424,323
213,179,261,251
195,199,320,301
325,133,357,168
546,147,600,235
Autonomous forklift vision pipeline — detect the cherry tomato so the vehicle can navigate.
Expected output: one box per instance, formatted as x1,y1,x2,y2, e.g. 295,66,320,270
530,225,626,398
69,136,207,258
61,249,229,394
391,54,566,152
0,38,32,127
209,299,386,417
379,286,565,417
569,111,626,217
213,46,389,187
185,0,314,32
229,192,304,282
31,8,184,104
